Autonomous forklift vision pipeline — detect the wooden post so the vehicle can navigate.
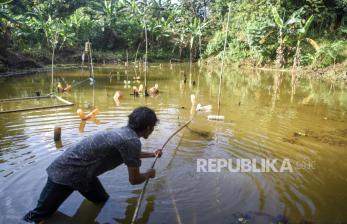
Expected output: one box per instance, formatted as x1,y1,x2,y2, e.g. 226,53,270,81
54,126,61,141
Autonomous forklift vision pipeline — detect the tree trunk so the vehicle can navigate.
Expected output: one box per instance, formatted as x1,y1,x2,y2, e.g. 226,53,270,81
293,41,301,69
275,31,286,68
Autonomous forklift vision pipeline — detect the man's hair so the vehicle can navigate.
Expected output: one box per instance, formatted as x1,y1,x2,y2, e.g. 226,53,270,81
128,107,158,132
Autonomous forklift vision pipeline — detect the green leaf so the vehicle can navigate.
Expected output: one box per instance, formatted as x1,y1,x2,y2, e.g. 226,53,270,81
272,7,283,28
303,15,314,33
0,0,12,4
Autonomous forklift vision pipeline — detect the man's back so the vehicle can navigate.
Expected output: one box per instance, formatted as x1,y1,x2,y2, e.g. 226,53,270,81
47,126,141,190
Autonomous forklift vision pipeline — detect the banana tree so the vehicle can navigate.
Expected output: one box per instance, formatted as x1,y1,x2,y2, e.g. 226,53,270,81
187,17,208,64
45,17,74,92
28,12,74,92
272,7,303,68
90,0,126,48
0,0,27,54
293,15,314,68
0,1,13,53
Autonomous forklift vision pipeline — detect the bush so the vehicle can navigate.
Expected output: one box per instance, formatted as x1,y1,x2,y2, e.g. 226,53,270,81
310,40,347,68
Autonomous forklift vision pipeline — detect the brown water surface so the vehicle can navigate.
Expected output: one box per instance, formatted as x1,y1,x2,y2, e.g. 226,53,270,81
0,63,347,223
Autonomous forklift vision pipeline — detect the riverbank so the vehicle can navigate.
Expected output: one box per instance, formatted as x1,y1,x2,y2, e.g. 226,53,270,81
201,57,347,84
0,47,176,74
1,48,346,84
240,60,347,83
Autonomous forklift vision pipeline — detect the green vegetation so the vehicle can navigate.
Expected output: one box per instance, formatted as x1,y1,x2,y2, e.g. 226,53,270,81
0,0,346,73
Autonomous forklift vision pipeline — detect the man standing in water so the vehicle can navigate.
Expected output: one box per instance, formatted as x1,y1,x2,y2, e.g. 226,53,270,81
23,106,161,223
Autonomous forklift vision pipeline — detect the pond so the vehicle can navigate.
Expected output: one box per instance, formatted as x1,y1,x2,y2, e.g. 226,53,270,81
0,63,347,223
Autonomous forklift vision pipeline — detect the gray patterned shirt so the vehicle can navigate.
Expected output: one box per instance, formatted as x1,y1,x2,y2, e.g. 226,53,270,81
47,126,141,190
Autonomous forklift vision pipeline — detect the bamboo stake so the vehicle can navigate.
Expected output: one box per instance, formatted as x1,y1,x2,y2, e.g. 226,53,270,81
126,49,129,68
131,119,192,224
144,21,149,96
51,41,56,95
217,4,231,116
88,41,94,78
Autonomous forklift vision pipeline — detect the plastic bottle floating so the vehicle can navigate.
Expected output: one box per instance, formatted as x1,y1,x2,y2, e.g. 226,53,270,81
89,77,95,85
148,83,159,95
124,80,131,84
77,108,100,120
207,115,224,120
196,103,212,112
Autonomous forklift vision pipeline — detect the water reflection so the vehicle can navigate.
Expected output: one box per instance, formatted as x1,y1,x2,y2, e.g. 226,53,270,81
115,195,156,224
47,199,105,224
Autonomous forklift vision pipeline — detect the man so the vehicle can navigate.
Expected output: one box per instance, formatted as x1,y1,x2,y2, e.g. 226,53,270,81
23,106,161,223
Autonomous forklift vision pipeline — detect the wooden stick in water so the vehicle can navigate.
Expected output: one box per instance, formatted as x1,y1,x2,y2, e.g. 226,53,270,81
54,95,74,105
131,119,192,224
0,104,73,114
0,95,51,102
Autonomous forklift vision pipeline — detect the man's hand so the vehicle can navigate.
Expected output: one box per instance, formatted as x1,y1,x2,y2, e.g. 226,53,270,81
154,149,162,158
146,168,156,178
128,167,156,185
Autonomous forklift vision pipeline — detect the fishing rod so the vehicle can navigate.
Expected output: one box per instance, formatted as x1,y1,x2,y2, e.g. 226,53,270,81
131,119,192,223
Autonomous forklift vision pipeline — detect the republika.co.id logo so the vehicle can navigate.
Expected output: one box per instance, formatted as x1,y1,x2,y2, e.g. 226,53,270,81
196,158,316,173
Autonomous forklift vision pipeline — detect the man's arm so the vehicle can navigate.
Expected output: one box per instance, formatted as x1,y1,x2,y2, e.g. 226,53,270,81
127,167,155,185
140,151,155,158
140,149,162,158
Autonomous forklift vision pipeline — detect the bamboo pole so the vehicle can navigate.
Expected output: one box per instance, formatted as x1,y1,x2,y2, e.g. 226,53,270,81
51,43,56,95
131,119,192,223
0,104,73,114
88,41,94,78
0,95,73,114
54,95,74,105
144,21,149,96
0,95,51,102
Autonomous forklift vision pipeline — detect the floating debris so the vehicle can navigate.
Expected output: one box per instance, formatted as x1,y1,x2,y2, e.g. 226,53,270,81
207,115,224,120
196,104,212,112
3,171,13,177
186,127,212,140
293,132,306,137
284,129,347,147
24,155,35,161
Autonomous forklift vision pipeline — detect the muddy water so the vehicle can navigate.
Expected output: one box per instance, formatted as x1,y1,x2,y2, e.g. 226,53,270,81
0,63,346,223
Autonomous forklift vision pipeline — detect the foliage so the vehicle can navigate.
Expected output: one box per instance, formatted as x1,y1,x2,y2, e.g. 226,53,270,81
311,40,347,67
0,0,345,69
